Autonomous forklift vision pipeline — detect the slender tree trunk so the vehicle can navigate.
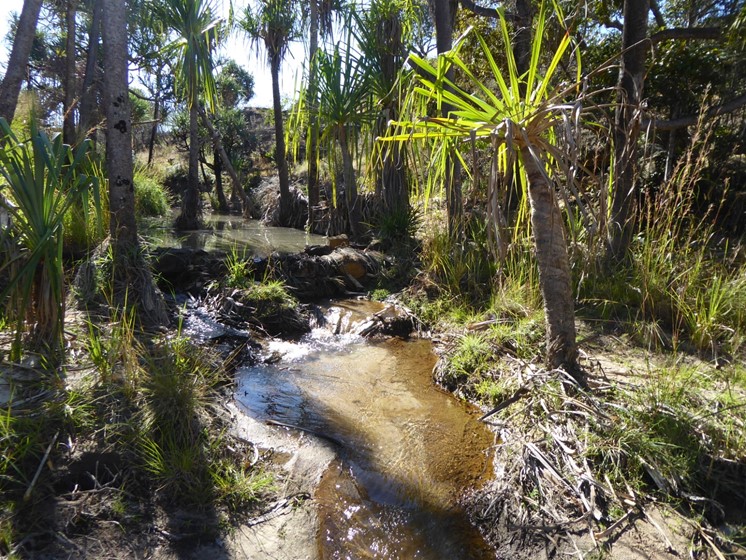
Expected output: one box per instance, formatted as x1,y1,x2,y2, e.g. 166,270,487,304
607,0,649,263
0,0,44,123
307,0,320,231
430,0,462,237
514,0,533,80
102,0,167,326
338,126,360,240
272,58,291,226
147,73,162,165
176,102,202,230
78,0,102,142
522,147,578,371
63,0,78,145
199,105,250,217
213,146,228,213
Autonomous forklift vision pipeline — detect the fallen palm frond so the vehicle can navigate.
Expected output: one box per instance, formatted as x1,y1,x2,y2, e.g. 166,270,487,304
460,353,746,558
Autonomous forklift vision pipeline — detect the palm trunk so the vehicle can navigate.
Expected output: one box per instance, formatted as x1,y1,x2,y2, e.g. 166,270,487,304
0,0,44,123
102,0,167,327
78,0,102,142
607,0,649,264
272,58,291,226
176,101,202,230
522,147,578,371
63,0,78,145
338,126,360,240
431,0,462,237
307,0,320,230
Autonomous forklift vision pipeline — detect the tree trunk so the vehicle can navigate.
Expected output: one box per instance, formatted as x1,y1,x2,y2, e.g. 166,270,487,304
430,0,462,237
522,147,578,371
199,105,250,217
213,146,228,213
102,0,167,326
272,58,291,226
306,0,320,231
338,126,360,240
78,0,102,142
376,9,408,217
176,101,202,230
63,0,78,145
147,73,162,165
607,0,649,263
0,0,44,123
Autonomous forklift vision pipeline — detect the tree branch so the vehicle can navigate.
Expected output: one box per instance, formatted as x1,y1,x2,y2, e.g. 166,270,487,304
650,27,722,43
649,0,666,28
647,92,746,131
458,0,517,23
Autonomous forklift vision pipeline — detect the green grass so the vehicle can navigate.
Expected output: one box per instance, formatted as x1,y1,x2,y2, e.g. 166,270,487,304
134,165,171,218
0,314,274,555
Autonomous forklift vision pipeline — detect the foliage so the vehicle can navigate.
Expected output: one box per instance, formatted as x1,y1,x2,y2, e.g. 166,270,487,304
153,0,223,111
134,164,171,217
0,119,101,361
578,120,746,357
240,0,301,69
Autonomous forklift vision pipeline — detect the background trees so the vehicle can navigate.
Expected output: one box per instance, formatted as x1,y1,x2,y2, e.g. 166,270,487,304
155,0,222,231
240,0,300,227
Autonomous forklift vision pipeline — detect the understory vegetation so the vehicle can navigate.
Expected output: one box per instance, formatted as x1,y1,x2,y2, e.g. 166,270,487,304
1,0,745,557
0,309,273,557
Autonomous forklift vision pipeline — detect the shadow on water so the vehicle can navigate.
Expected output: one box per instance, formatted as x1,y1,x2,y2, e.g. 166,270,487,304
235,301,497,559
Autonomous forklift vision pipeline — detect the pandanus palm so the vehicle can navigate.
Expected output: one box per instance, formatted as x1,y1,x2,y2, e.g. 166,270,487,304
155,0,222,231
240,0,300,227
0,121,101,361
316,34,375,240
383,4,585,372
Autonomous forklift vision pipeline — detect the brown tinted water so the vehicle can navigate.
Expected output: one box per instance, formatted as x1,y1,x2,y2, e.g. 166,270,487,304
235,301,496,559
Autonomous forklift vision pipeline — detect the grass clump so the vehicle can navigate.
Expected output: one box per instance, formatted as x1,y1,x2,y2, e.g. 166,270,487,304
134,164,171,218
0,313,273,557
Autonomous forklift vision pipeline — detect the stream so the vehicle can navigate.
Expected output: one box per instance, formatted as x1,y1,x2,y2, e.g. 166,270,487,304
141,213,327,255
169,218,497,557
232,300,496,559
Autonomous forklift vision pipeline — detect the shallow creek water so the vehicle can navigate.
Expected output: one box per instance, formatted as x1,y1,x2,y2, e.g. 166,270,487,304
141,213,327,255
234,300,496,559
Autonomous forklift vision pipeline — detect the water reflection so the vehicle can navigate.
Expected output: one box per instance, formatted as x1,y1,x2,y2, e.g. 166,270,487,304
140,213,326,256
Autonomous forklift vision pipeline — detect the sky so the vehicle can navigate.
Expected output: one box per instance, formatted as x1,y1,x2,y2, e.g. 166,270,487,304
0,0,304,108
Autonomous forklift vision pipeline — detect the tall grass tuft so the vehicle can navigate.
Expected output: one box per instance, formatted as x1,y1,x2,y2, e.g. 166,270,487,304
578,118,746,356
134,163,171,218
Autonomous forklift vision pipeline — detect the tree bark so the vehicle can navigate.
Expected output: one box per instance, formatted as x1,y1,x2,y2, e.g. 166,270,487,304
430,0,462,237
175,101,202,230
63,0,78,145
271,57,291,226
375,6,408,217
522,147,578,371
607,0,649,264
78,0,102,142
102,0,167,326
0,0,44,123
307,0,320,231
